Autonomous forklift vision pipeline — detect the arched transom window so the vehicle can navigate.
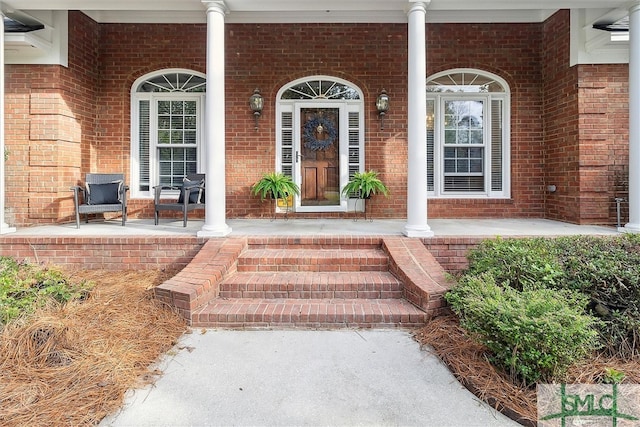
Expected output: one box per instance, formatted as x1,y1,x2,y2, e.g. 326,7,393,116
131,70,206,197
426,69,510,198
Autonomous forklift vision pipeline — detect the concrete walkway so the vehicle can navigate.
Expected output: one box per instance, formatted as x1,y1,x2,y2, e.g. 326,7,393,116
100,329,519,427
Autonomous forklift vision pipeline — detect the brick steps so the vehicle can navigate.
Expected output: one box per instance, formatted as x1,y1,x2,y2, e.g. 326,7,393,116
155,236,454,329
192,298,429,328
237,248,388,272
220,271,403,299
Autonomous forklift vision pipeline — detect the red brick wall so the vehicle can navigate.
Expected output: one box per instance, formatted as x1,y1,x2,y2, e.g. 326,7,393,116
543,10,629,226
0,236,204,270
543,10,581,223
426,22,546,219
576,64,628,225
3,11,631,226
6,11,100,226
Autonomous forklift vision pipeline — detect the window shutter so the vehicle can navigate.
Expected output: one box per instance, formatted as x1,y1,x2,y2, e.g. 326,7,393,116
491,99,503,192
348,111,360,179
281,112,293,177
426,100,435,192
139,100,150,191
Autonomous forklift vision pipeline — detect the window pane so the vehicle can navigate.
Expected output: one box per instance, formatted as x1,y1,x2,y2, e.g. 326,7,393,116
171,130,183,144
171,116,184,129
159,147,172,160
444,130,457,144
158,130,170,144
159,161,172,175
457,159,468,173
158,101,170,114
470,159,483,173
171,101,184,114
184,101,196,115
184,131,197,144
470,130,483,144
444,159,455,173
185,116,196,129
444,100,484,145
158,116,170,129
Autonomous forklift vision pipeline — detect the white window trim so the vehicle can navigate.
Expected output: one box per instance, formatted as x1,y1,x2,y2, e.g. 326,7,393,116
130,69,206,199
427,68,511,199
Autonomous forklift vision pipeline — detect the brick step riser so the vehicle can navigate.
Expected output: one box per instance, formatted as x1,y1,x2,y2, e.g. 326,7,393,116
237,264,388,272
193,298,430,329
247,244,382,250
220,290,404,299
193,305,428,328
193,320,428,329
237,249,389,273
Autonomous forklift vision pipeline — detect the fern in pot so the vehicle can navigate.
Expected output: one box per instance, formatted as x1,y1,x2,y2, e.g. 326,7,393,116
341,170,390,199
251,172,300,202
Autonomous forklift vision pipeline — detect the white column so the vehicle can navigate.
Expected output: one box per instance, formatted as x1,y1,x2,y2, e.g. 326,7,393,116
404,1,433,237
198,1,231,237
0,12,15,234
624,2,640,233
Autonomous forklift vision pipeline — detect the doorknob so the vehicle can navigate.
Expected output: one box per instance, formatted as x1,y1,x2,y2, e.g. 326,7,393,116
296,151,304,163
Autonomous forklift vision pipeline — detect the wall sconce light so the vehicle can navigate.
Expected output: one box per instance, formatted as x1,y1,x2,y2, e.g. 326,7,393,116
249,88,264,130
376,89,390,130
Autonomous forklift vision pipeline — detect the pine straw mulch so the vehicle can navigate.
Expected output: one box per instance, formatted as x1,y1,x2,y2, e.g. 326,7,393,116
0,269,188,427
414,314,640,427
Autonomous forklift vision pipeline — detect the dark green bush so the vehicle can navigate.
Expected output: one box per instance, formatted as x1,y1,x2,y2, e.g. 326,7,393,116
446,274,601,387
0,257,93,326
465,237,563,290
463,234,640,357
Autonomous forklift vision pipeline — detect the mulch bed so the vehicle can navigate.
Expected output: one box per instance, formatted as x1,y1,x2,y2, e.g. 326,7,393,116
2,268,638,426
0,269,187,426
414,315,640,427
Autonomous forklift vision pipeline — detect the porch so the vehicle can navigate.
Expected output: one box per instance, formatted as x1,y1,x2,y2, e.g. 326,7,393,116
6,217,620,238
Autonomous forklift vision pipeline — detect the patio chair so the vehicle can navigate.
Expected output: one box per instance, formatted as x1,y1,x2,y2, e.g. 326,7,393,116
71,173,129,229
153,173,205,227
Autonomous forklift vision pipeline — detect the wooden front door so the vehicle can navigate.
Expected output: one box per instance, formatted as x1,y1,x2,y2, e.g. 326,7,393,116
299,107,340,207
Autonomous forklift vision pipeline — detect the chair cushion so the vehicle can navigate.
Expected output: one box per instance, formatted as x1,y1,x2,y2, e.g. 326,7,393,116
86,181,123,205
177,178,204,204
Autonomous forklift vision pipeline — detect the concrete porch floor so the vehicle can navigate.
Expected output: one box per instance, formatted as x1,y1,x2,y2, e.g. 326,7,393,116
8,217,620,237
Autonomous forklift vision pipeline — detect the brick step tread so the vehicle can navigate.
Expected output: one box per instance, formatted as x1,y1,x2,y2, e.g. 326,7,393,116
220,271,403,299
237,248,388,272
192,298,428,328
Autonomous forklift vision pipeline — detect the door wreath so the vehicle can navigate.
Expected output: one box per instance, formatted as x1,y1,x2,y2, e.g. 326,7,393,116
303,116,337,151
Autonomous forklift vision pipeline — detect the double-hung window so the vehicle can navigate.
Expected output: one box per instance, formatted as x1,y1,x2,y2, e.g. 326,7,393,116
427,69,510,198
131,70,206,197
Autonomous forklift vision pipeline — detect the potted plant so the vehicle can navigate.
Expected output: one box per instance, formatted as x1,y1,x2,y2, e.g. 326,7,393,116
251,172,300,202
341,170,390,199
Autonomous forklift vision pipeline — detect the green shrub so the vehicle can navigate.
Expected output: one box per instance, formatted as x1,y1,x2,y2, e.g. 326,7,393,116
465,237,564,290
446,274,601,387
463,235,640,358
0,257,93,326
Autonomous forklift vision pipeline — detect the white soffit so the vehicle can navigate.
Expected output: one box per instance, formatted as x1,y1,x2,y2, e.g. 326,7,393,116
1,0,631,24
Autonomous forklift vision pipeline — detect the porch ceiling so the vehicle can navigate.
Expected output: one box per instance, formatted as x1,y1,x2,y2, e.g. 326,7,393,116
1,0,632,24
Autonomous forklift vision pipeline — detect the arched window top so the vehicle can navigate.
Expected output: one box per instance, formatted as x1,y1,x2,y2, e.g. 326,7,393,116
427,69,508,94
279,77,361,100
134,70,206,93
